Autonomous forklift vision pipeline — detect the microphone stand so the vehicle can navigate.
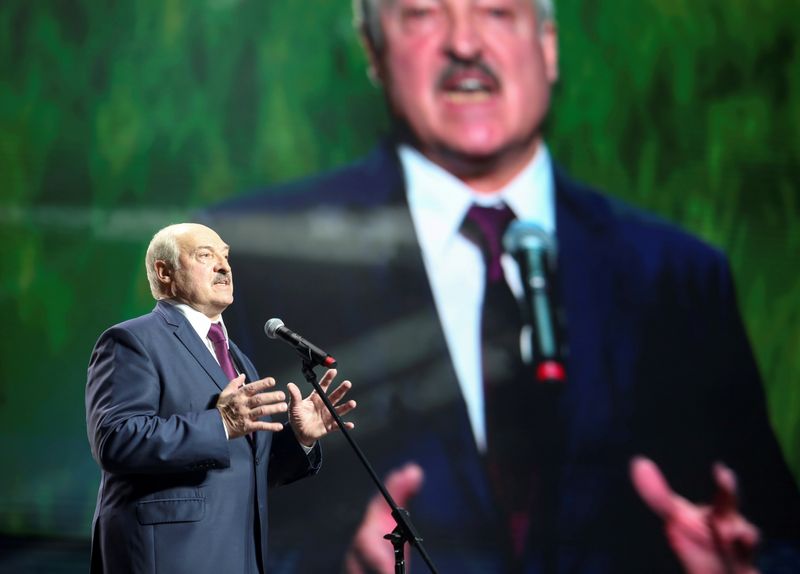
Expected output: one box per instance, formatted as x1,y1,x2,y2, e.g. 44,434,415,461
299,358,438,574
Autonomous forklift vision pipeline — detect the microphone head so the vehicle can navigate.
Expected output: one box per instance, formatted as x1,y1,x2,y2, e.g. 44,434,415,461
264,318,285,339
503,220,553,255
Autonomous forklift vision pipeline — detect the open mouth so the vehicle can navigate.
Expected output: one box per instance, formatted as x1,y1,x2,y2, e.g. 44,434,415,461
438,65,500,103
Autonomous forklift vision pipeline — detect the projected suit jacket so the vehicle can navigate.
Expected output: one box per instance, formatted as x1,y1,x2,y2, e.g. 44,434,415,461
85,300,320,574
203,142,800,573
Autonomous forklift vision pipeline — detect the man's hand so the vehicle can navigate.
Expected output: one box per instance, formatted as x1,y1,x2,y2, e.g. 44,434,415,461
286,368,357,447
630,456,760,574
216,374,288,439
344,463,425,574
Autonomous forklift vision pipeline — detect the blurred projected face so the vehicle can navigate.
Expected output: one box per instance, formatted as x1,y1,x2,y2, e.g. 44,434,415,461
169,225,233,319
372,0,558,179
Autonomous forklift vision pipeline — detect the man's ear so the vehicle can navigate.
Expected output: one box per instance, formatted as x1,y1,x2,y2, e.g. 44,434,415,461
539,20,559,84
360,31,384,88
154,260,174,293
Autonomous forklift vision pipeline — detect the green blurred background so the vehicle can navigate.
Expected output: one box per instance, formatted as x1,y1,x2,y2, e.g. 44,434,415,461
1,0,798,561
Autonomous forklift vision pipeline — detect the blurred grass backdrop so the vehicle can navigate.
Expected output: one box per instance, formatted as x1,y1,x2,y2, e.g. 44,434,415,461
1,0,798,544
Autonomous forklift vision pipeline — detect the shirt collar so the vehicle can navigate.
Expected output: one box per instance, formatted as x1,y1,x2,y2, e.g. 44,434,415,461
400,143,555,258
163,299,229,345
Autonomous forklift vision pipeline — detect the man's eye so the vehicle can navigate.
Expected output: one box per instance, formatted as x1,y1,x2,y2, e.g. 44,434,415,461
484,6,513,20
403,7,434,19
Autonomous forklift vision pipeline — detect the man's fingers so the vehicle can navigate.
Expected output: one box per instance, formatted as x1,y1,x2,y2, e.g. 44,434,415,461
630,456,678,520
729,520,760,562
319,368,337,392
286,382,303,405
362,463,425,536
250,402,288,418
223,373,247,392
708,462,760,563
335,399,357,418
248,420,285,433
345,463,422,574
711,511,760,552
711,462,738,517
247,389,286,408
384,462,425,508
327,380,353,404
242,376,277,395
319,401,357,433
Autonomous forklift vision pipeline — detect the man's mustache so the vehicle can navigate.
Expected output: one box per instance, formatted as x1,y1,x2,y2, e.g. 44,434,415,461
436,58,500,90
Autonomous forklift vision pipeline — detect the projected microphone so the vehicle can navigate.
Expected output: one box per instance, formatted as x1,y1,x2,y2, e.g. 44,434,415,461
264,318,337,368
503,221,567,383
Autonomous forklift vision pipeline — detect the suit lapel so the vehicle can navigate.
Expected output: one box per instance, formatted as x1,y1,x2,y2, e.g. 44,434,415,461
155,301,233,392
555,171,618,407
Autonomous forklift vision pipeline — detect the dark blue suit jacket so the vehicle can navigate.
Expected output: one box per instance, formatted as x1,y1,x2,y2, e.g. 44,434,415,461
204,143,800,573
86,301,321,573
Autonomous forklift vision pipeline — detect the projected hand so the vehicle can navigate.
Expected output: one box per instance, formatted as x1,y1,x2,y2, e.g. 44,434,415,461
631,456,760,574
344,463,425,574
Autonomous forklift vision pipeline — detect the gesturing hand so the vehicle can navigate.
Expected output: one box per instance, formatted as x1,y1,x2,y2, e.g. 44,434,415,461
286,368,357,447
216,374,288,439
630,456,760,574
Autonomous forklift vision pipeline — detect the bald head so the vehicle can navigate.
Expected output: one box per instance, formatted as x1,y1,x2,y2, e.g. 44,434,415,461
146,224,186,299
145,223,234,319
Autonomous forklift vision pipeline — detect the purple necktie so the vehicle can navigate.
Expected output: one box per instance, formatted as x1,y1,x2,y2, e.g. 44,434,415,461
461,203,535,560
460,203,524,399
208,323,238,382
462,203,516,283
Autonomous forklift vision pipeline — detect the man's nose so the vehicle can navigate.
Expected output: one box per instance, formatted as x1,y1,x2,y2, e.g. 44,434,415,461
444,12,483,61
215,255,231,273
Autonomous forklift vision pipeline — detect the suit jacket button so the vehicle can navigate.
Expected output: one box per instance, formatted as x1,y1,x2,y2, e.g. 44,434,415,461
254,457,260,465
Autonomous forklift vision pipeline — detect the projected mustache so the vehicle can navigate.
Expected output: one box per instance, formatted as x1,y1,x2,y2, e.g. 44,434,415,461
213,273,230,285
436,59,501,92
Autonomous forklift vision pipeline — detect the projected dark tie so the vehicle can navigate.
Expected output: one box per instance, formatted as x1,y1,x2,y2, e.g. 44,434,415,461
208,322,238,382
461,203,536,557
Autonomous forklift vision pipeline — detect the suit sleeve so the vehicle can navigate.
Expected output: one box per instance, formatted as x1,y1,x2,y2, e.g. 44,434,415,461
266,425,322,488
705,254,800,562
86,326,231,474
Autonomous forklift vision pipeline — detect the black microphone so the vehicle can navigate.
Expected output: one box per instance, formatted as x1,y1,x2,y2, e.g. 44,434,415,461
503,221,567,383
264,318,337,368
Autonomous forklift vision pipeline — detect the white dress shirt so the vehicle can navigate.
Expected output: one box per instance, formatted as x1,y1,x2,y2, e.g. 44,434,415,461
167,300,233,362
399,143,556,452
